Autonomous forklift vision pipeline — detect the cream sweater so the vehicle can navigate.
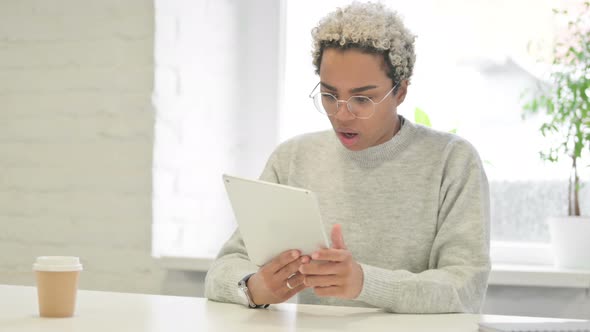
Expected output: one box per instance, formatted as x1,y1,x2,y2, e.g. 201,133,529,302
205,116,491,313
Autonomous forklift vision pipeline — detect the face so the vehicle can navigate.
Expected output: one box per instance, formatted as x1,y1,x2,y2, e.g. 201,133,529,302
318,48,407,151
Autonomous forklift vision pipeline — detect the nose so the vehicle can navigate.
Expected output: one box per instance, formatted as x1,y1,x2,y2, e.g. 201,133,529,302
334,101,355,122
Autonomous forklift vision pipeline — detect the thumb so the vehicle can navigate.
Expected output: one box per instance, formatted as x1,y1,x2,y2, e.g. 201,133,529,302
331,224,347,249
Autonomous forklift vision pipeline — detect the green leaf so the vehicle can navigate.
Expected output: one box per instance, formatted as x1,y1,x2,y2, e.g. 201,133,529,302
449,128,457,134
414,108,432,127
531,98,538,111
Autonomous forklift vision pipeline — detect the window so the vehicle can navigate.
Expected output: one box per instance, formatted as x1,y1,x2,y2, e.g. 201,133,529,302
283,0,589,265
154,0,589,265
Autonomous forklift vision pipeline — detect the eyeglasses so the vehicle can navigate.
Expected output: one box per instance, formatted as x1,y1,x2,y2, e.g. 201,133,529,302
308,82,399,120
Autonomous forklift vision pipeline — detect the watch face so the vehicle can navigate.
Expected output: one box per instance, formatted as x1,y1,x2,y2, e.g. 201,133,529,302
238,287,250,305
237,282,251,306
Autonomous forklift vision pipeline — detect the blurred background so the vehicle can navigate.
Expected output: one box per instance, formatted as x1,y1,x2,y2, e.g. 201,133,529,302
1,0,589,319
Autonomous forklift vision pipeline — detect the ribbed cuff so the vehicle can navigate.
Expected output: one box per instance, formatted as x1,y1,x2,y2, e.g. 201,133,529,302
356,263,409,311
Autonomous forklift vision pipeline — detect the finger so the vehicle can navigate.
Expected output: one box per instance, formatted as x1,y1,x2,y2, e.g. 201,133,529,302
285,272,305,289
311,248,350,262
331,224,347,249
298,260,341,275
264,250,300,274
276,256,306,280
284,280,307,299
313,285,342,297
303,274,343,288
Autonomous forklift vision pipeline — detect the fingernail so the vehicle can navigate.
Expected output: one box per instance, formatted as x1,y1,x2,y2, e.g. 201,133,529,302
312,252,319,260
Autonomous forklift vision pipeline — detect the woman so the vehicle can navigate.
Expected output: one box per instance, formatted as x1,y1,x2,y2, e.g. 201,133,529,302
205,2,490,313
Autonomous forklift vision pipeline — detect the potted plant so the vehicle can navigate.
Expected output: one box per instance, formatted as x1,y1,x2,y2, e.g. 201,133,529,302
523,2,590,269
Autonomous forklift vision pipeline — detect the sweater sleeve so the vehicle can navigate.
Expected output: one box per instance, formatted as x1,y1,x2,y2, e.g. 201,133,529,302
204,150,281,305
356,139,491,313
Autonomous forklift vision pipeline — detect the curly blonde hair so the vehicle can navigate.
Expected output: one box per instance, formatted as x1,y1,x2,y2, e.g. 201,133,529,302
311,2,416,86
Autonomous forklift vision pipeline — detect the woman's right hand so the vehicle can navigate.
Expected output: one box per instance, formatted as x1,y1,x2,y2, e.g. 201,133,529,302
247,250,310,305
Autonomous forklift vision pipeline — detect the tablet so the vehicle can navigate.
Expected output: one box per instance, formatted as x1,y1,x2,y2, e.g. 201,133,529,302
222,174,330,266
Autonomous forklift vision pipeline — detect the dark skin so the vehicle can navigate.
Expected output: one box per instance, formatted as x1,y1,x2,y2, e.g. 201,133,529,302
320,48,407,151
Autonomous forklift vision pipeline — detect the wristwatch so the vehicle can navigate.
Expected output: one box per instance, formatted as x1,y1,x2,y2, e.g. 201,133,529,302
238,273,269,309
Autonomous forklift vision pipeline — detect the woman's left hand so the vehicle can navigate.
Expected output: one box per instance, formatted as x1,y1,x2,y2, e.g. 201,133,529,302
298,224,364,299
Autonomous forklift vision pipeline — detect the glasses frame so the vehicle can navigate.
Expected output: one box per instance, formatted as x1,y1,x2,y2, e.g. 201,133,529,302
308,81,399,120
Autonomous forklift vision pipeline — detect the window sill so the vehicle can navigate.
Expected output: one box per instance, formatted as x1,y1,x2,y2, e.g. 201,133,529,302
489,264,590,289
156,256,590,289
157,255,214,272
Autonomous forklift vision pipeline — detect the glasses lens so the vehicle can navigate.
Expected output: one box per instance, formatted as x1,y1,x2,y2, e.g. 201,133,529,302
349,96,375,119
313,93,337,116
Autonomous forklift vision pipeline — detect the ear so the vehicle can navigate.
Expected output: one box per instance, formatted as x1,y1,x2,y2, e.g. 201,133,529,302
394,80,409,105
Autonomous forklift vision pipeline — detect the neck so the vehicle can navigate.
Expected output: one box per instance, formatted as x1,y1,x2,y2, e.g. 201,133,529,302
376,114,401,146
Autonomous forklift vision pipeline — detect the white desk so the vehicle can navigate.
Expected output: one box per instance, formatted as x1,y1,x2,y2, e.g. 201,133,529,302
0,284,579,332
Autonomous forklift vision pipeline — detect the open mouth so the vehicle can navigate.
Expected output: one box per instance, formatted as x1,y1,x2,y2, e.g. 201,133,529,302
337,131,360,148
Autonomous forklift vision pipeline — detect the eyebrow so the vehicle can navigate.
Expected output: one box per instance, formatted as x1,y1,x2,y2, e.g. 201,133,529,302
320,82,378,94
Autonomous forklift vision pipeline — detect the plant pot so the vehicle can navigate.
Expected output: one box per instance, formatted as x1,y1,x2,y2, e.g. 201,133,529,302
548,216,590,270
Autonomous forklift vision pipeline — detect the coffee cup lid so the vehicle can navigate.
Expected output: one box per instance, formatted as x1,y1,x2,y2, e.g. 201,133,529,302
33,256,83,272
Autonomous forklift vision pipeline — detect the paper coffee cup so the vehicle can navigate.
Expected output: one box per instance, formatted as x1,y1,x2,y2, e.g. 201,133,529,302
33,256,83,318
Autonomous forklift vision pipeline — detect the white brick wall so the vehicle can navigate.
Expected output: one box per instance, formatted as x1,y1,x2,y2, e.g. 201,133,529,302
152,0,281,259
0,0,282,295
152,0,240,259
0,0,164,293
